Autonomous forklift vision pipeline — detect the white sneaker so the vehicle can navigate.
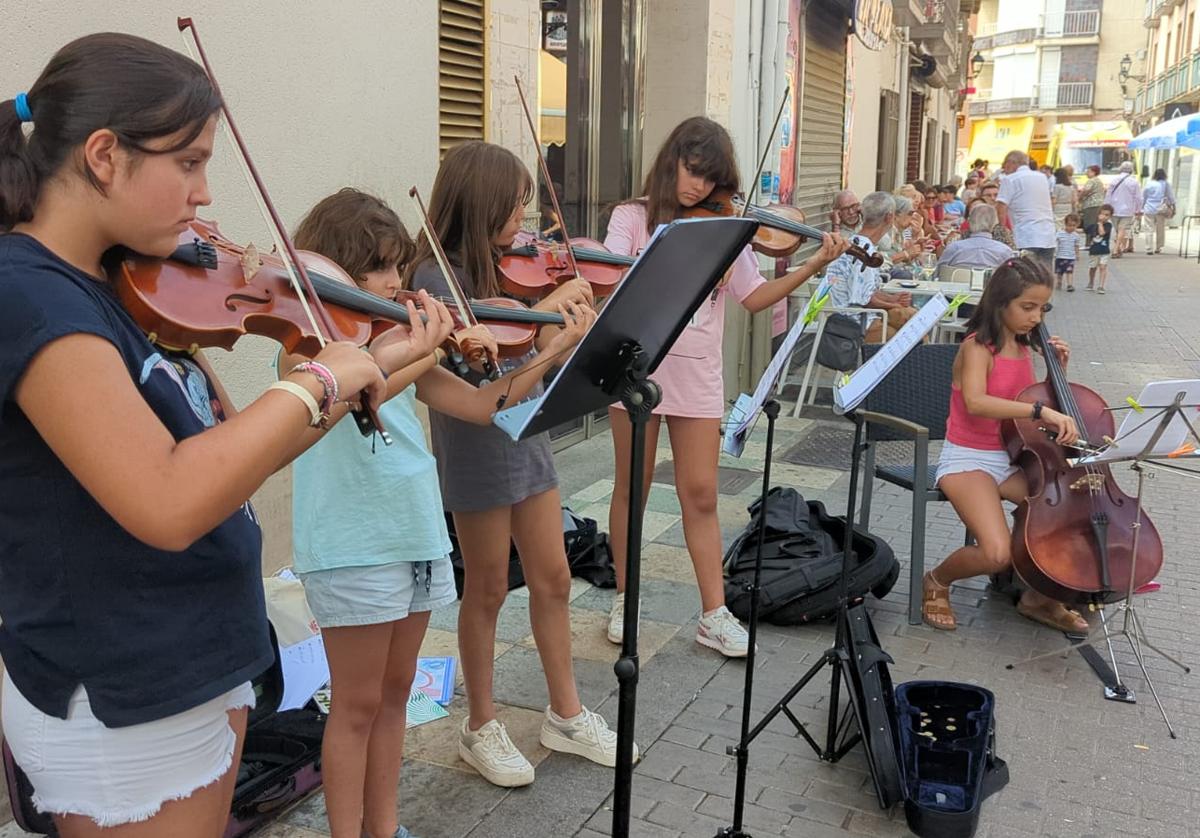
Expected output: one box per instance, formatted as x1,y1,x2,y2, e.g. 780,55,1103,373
539,706,637,767
696,605,751,657
458,718,534,787
606,593,639,644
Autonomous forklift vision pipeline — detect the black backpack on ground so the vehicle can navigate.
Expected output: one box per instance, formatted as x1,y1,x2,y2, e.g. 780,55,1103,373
723,487,899,625
447,506,616,598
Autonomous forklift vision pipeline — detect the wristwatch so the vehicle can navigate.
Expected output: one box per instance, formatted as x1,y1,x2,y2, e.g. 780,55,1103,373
1031,401,1044,421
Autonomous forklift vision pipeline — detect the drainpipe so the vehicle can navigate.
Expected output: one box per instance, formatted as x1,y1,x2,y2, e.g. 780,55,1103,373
896,26,911,188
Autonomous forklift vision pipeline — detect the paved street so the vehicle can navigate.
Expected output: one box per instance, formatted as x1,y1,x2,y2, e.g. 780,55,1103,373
2,244,1198,837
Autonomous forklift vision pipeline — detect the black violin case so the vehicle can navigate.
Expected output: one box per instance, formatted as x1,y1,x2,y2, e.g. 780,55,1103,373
3,625,325,837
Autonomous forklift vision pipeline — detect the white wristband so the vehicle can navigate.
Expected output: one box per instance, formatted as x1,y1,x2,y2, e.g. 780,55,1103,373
267,380,322,427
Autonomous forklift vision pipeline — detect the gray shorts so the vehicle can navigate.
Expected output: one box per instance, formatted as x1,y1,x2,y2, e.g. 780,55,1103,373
299,558,457,628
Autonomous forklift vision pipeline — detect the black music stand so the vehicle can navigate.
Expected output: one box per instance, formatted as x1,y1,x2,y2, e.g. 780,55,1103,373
494,216,758,838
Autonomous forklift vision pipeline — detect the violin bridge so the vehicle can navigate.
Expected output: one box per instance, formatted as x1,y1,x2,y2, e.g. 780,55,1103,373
1070,474,1105,492
241,244,263,284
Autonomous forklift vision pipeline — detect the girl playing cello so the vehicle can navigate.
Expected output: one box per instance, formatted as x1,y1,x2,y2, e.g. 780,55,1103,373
922,257,1089,634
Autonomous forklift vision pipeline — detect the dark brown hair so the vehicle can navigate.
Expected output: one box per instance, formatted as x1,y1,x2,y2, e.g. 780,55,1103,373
403,141,533,297
1,33,221,231
293,188,413,283
964,256,1053,350
634,116,739,234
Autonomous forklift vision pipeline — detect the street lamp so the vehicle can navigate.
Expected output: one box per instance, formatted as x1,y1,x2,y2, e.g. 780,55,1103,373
1119,54,1145,84
970,52,984,78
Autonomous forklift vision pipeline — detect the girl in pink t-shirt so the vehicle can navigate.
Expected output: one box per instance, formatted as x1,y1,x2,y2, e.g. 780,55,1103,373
602,116,846,656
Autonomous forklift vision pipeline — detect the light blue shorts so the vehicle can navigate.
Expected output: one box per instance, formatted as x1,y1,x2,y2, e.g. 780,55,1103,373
298,558,457,628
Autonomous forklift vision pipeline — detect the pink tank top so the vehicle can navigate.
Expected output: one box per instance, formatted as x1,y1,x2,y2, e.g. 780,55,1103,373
946,336,1035,451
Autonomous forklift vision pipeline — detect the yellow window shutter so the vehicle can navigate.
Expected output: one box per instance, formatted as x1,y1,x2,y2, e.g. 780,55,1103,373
440,0,487,155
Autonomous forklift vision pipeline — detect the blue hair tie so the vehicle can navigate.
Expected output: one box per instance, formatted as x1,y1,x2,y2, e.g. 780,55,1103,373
14,92,32,123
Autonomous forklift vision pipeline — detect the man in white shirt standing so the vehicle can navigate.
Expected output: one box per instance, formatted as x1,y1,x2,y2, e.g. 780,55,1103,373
1104,161,1142,258
995,150,1056,273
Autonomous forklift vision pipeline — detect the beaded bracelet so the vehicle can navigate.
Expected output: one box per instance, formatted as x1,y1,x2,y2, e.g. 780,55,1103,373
289,361,339,427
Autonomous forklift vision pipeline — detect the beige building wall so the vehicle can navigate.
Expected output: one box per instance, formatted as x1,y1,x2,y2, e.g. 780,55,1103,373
642,0,736,175
5,1,442,573
1096,0,1147,113
847,38,897,198
487,0,541,185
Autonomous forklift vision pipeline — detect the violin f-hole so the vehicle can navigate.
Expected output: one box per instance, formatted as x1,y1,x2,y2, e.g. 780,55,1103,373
224,288,274,312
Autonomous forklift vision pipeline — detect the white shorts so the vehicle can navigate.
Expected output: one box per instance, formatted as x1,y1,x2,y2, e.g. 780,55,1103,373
2,673,254,827
935,440,1019,487
298,557,457,629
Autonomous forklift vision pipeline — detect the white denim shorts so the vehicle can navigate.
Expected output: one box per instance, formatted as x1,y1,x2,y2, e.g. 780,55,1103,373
298,557,457,629
1,672,254,827
935,440,1019,487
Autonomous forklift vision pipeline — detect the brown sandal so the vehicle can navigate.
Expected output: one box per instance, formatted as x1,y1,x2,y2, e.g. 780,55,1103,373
1017,600,1089,635
922,572,957,631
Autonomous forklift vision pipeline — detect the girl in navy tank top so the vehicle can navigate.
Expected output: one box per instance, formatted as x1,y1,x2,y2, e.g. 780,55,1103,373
922,257,1090,635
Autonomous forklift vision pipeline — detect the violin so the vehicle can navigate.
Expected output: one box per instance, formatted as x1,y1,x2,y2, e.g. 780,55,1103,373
498,233,631,299
1001,323,1163,605
684,189,883,268
496,76,619,300
173,17,389,442
391,290,562,359
116,219,553,372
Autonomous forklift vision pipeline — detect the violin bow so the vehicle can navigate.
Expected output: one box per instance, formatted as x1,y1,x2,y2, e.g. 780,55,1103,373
513,75,583,283
177,17,392,445
741,83,790,219
408,187,500,379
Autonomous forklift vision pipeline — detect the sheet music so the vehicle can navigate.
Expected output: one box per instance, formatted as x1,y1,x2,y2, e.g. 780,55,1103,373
833,294,949,415
1078,380,1200,464
722,311,813,457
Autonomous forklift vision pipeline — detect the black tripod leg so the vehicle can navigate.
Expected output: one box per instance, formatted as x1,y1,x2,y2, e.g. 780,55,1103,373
718,401,779,838
612,376,660,838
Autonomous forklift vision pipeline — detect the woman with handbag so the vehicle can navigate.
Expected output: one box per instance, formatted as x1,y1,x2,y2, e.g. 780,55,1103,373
1141,168,1176,255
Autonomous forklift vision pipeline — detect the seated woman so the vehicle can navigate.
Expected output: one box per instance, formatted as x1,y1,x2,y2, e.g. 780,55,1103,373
922,256,1090,634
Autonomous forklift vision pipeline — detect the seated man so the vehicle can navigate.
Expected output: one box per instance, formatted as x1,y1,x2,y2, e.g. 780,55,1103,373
823,191,917,344
937,203,1015,269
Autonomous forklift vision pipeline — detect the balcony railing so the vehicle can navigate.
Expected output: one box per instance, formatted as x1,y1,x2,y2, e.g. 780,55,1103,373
975,11,1100,49
1136,56,1194,114
968,82,1093,116
1145,0,1166,27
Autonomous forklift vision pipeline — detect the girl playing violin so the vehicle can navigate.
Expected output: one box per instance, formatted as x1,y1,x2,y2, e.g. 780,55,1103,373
0,35,403,837
922,256,1089,634
603,116,848,655
404,141,620,788
284,187,591,836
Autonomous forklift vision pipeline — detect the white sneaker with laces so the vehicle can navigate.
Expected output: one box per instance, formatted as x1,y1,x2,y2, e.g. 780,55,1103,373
458,718,535,787
696,605,751,657
539,706,637,767
606,593,639,644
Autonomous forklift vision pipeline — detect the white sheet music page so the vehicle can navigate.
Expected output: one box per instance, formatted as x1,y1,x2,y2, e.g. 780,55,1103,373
722,311,813,457
833,293,950,415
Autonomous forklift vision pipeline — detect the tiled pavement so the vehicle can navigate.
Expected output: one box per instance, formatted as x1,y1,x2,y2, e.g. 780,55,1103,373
2,245,1199,837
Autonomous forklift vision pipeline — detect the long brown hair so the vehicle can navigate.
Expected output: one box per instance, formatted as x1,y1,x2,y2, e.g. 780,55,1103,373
403,141,533,297
634,116,739,235
964,256,1053,350
293,188,413,282
1,33,220,231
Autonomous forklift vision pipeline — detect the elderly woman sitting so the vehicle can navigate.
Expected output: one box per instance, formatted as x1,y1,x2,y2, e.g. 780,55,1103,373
937,203,1015,269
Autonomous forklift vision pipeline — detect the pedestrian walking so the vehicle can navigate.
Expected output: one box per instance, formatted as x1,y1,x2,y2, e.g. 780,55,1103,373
1141,168,1176,255
1104,161,1142,258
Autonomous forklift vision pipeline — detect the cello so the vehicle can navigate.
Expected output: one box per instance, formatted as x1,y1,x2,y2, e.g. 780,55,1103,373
1002,323,1163,605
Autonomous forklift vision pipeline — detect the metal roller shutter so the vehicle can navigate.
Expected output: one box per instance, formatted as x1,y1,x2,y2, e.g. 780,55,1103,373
794,1,848,246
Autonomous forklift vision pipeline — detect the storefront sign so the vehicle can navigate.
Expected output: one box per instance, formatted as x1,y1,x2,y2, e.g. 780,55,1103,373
852,0,892,51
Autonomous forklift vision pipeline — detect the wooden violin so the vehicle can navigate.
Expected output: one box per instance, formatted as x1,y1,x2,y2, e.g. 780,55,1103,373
1002,323,1163,604
684,190,883,268
498,233,631,299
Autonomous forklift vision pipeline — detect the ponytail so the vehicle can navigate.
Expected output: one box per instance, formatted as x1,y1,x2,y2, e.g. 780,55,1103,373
0,99,37,231
0,33,221,231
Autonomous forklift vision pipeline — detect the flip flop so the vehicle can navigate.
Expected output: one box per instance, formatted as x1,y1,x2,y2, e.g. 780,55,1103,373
1017,600,1088,636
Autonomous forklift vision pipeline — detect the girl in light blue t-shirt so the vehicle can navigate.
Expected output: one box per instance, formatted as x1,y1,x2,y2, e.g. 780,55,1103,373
283,189,591,838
